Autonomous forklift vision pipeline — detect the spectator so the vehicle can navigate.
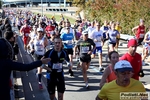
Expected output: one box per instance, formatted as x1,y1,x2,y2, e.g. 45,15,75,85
0,38,50,100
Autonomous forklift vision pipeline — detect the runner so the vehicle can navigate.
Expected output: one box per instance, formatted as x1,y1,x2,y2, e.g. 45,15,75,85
100,20,109,43
60,27,74,76
90,22,104,72
28,25,38,54
105,23,120,61
96,60,146,100
20,20,31,52
142,26,150,65
41,37,72,100
85,21,95,39
99,51,119,88
29,27,48,89
74,31,96,88
120,39,145,80
74,26,82,40
115,21,122,51
45,21,55,39
132,19,145,46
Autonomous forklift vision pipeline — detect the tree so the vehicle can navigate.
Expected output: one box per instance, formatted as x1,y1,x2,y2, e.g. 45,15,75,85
71,0,150,35
0,0,2,8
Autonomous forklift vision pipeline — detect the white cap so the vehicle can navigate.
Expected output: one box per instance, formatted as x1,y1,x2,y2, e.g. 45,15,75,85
114,60,133,72
82,31,88,35
37,27,43,32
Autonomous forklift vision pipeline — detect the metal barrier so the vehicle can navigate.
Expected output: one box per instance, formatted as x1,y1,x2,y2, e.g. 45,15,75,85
46,8,68,12
120,34,134,41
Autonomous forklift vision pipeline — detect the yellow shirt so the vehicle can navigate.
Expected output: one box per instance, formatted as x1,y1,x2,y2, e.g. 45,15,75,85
115,25,122,33
98,78,146,100
115,25,121,38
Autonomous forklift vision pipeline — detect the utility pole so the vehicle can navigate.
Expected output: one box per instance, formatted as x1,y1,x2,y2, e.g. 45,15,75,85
59,0,61,7
64,0,66,8
26,0,27,7
41,0,43,16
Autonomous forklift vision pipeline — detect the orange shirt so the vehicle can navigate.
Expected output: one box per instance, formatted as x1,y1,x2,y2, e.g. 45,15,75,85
106,65,116,83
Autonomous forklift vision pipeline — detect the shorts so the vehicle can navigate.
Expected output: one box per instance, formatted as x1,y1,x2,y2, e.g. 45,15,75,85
144,44,150,50
138,38,144,45
80,54,91,63
103,32,107,39
64,48,73,55
108,42,116,47
17,26,21,31
93,46,102,54
47,72,65,95
116,38,120,41
23,37,29,45
33,54,43,60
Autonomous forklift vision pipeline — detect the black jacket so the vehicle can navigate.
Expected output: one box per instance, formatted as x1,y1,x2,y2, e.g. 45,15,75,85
0,38,43,100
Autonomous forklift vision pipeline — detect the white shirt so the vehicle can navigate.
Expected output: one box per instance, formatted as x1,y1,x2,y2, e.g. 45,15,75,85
33,37,45,55
60,27,74,34
91,29,103,47
85,26,95,39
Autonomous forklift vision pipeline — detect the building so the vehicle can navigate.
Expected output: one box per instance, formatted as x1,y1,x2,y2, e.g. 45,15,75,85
2,0,71,7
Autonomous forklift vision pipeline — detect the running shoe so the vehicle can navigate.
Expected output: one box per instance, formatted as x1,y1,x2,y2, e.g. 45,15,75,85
69,69,74,76
39,83,43,89
85,83,89,89
99,67,104,72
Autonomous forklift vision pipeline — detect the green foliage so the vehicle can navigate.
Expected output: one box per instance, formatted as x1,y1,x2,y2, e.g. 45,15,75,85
72,0,150,35
0,0,2,8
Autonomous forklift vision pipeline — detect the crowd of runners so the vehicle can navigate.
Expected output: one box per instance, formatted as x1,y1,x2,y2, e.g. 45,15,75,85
0,8,149,100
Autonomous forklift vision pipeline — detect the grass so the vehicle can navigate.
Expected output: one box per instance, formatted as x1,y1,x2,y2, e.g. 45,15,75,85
32,11,76,24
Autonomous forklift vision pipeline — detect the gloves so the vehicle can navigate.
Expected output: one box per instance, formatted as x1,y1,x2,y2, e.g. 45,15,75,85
138,70,145,77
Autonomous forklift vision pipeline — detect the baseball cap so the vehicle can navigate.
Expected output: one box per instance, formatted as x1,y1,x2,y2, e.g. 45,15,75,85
82,31,88,35
37,27,43,32
114,60,133,72
127,39,137,48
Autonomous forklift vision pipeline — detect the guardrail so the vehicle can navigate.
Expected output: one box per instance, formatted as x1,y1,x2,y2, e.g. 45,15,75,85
120,34,135,41
46,8,68,12
45,8,76,15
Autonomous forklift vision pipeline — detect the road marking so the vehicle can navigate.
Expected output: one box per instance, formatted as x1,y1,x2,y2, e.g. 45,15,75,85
89,66,99,72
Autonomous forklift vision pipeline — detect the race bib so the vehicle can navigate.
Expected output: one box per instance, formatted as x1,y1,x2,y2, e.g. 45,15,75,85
52,63,62,69
37,47,43,52
111,36,116,41
96,36,101,42
67,40,73,45
140,34,144,38
81,46,89,53
25,33,29,37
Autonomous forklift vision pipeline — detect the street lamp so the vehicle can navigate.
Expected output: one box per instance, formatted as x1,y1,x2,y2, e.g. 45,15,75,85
64,0,66,7
41,0,43,16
